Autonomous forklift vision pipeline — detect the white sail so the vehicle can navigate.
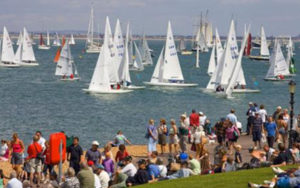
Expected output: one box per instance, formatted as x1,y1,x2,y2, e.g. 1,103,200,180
55,40,73,76
215,28,224,64
119,23,131,85
260,26,269,57
13,42,22,64
206,49,225,90
207,40,216,76
141,34,153,65
86,6,94,46
205,22,213,47
69,34,75,45
133,42,144,71
218,20,239,86
17,31,23,45
53,33,61,46
199,31,208,52
114,19,124,76
46,31,50,46
88,17,115,92
22,27,36,62
265,39,290,78
128,31,134,65
162,21,184,82
179,38,186,51
150,47,164,83
226,26,250,97
1,26,15,63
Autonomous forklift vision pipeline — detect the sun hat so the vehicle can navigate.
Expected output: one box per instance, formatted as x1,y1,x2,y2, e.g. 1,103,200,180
199,112,204,115
92,141,99,146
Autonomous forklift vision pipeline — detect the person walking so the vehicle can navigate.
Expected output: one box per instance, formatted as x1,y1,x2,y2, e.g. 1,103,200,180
225,120,240,154
67,137,83,174
246,102,256,135
264,116,278,148
146,119,158,156
250,112,264,149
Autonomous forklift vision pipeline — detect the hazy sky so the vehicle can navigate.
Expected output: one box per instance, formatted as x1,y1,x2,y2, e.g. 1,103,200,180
0,0,299,36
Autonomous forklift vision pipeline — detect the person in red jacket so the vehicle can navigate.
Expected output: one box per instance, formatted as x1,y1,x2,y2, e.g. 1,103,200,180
189,110,200,143
27,135,43,186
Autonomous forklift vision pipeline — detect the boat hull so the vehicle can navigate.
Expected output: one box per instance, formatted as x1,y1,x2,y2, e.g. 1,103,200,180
124,85,145,90
83,88,133,94
181,51,193,55
38,45,50,50
249,55,269,61
0,62,20,68
264,78,292,81
18,61,39,67
60,78,80,81
144,82,198,87
232,89,261,93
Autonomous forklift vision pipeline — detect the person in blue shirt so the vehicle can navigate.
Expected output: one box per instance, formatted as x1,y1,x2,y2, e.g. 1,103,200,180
264,116,278,148
226,109,238,125
146,160,160,181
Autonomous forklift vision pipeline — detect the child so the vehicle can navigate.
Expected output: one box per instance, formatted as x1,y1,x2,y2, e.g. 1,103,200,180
102,152,114,177
115,144,129,163
234,145,242,168
222,157,236,172
102,143,114,161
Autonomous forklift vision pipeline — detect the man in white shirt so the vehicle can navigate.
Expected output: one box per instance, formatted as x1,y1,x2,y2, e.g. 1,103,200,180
94,174,101,188
7,171,22,188
95,164,109,188
199,112,207,127
121,156,137,178
258,104,267,124
35,131,46,151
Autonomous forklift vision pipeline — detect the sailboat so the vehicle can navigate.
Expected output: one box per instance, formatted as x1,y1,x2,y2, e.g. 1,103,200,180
119,23,145,90
55,40,79,81
178,38,192,55
140,34,154,65
249,26,270,61
144,21,198,87
286,38,296,74
83,17,132,94
46,31,50,47
38,33,50,50
207,40,216,76
69,34,76,45
113,19,125,77
264,39,292,81
215,28,224,64
130,41,144,71
16,31,22,45
86,6,101,53
52,33,61,47
0,26,20,67
14,27,38,66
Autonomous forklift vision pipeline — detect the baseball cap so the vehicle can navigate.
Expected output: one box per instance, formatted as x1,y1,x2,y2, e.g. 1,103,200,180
179,152,188,161
87,160,94,166
92,141,99,146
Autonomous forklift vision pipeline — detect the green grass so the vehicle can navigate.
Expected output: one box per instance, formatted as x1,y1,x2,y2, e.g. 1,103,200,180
137,165,298,188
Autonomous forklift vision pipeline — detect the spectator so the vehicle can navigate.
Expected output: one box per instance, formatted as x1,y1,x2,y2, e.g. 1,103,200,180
272,143,290,167
60,167,80,188
225,120,240,154
27,135,43,186
10,133,25,178
43,141,53,179
214,118,226,145
258,104,267,124
157,118,168,155
102,152,114,177
189,110,200,136
147,159,160,181
188,155,201,175
115,144,129,163
226,109,237,125
85,141,101,166
146,119,158,156
67,137,83,174
234,145,242,168
250,112,264,149
199,112,207,127
193,126,205,159
126,159,149,186
169,119,179,155
246,102,256,135
263,145,275,161
272,106,282,121
222,157,236,172
121,156,137,178
277,114,288,148
110,170,128,188
264,116,278,148
35,131,46,151
113,130,131,147
6,171,22,188
77,162,95,188
179,114,189,153
156,158,167,178
95,164,109,188
0,140,9,162
167,161,196,179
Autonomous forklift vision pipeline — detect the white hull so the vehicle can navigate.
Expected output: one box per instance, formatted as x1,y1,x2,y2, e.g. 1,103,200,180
0,62,20,68
249,55,270,61
181,51,193,55
18,61,39,67
38,45,50,50
60,77,80,81
86,46,101,53
83,88,133,94
264,77,292,81
52,44,61,47
129,67,143,72
232,89,261,93
144,82,198,87
124,85,145,90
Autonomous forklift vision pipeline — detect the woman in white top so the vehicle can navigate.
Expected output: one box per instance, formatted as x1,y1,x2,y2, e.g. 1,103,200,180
282,109,290,124
169,119,179,155
192,127,205,158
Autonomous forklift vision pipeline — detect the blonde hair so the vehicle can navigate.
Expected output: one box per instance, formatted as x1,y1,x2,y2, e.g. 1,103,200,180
149,119,154,124
170,119,176,125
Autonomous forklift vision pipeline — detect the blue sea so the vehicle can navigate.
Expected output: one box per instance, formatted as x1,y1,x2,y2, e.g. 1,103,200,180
0,40,299,149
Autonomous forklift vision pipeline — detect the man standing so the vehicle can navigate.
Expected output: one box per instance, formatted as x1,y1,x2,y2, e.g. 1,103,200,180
35,131,46,151
189,110,199,142
250,112,264,149
179,114,189,153
27,135,43,186
273,106,282,121
226,109,238,126
67,137,83,174
246,102,256,135
199,112,207,127
85,141,102,165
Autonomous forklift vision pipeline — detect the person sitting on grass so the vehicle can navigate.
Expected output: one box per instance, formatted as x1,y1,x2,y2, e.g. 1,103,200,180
121,156,137,178
126,159,149,186
188,155,201,175
147,159,160,182
60,167,80,188
167,161,197,180
271,143,291,167
234,145,243,169
115,144,129,164
222,157,236,172
110,169,128,188
156,158,167,178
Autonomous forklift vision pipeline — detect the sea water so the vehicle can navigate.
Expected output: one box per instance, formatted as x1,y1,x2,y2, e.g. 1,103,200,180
0,40,298,148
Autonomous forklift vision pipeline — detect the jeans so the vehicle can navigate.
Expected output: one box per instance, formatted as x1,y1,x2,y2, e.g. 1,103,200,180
267,136,275,148
148,137,157,153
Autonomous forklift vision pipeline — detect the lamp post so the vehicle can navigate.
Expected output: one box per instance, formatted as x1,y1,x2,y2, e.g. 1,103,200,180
288,80,296,148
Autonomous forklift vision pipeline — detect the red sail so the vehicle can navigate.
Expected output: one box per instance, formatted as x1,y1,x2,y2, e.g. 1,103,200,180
244,33,252,56
40,33,44,45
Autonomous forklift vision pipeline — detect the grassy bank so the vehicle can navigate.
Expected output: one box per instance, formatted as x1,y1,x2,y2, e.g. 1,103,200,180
137,165,298,188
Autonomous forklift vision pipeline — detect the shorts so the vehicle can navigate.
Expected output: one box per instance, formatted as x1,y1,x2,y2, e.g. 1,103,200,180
158,134,167,145
29,158,42,173
11,152,23,165
229,137,238,142
148,137,157,153
169,135,179,144
252,131,262,142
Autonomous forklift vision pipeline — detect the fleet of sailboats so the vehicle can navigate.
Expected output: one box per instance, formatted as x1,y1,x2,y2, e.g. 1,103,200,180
38,32,50,50
249,26,270,61
52,32,61,47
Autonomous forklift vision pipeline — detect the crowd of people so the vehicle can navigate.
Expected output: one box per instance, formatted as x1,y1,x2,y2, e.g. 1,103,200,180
0,102,300,187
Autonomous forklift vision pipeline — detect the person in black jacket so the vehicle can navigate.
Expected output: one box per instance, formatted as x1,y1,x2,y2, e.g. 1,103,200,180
126,159,149,186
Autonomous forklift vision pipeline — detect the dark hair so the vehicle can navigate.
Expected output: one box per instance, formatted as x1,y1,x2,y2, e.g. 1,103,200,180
119,144,126,151
73,137,79,141
192,109,196,113
156,158,164,165
0,169,4,179
230,109,235,113
117,130,122,134
278,143,285,152
152,151,158,156
36,131,42,135
181,161,188,167
260,104,264,109
278,114,284,120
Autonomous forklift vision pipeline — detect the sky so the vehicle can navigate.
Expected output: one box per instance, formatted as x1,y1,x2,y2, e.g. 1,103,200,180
0,0,299,36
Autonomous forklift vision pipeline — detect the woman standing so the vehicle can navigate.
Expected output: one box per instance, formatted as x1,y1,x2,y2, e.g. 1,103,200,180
146,119,158,156
10,133,25,178
199,138,210,174
225,120,240,155
157,119,167,155
169,119,179,155
193,127,205,159
282,109,290,124
277,114,288,148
